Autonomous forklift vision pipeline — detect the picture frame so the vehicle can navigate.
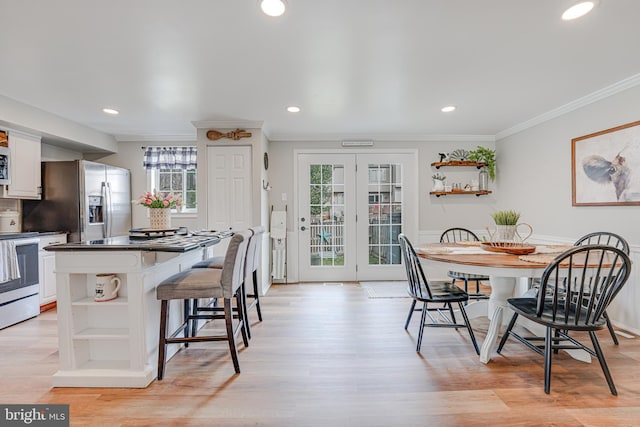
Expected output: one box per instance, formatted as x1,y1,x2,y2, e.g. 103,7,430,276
572,120,640,206
0,146,10,185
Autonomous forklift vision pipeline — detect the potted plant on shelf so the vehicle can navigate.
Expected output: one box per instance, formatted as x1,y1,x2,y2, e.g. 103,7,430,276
432,173,446,191
468,146,496,185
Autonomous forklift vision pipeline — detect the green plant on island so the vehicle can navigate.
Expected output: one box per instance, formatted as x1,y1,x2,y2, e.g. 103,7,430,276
469,146,496,181
491,210,520,225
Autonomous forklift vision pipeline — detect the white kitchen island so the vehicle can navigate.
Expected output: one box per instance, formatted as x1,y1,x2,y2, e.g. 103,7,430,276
46,233,225,388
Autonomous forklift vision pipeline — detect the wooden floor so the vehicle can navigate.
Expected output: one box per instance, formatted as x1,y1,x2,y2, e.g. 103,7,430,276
2,282,640,426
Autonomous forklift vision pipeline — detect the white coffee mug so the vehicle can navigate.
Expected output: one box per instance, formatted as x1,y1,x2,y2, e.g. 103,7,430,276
95,274,121,302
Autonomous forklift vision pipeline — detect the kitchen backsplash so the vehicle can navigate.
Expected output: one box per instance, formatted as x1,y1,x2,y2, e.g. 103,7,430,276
0,199,19,212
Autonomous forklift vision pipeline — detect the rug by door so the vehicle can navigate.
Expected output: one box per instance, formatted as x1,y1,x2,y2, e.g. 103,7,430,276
359,281,409,298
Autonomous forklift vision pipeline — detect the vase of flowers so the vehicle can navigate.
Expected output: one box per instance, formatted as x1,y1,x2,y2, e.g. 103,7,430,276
136,191,182,229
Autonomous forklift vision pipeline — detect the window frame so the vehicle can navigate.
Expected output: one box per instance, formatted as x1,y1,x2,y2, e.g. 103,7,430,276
147,167,197,215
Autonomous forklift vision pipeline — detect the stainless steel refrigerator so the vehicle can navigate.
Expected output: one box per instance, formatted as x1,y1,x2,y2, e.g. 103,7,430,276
22,160,132,242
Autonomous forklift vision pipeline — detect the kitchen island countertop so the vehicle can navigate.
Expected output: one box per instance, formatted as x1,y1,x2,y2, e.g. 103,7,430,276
44,232,226,252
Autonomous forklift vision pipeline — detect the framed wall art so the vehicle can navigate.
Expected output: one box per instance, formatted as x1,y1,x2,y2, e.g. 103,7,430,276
572,120,640,206
0,131,9,185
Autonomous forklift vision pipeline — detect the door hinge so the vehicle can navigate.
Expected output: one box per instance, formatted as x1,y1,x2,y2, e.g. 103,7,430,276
356,264,358,272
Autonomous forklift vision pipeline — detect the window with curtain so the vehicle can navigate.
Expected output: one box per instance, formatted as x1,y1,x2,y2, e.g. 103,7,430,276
143,147,197,213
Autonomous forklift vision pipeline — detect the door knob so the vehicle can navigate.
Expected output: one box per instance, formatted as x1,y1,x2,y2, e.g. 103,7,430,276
300,226,306,231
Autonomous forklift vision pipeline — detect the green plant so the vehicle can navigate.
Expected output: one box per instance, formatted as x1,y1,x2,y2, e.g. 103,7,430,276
469,146,496,181
491,210,520,225
432,173,446,181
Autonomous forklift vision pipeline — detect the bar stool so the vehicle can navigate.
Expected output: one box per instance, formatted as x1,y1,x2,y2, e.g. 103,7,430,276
156,230,251,379
192,226,265,339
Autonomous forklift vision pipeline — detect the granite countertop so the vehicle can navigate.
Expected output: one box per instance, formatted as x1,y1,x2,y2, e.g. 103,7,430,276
0,231,69,241
0,232,40,240
44,232,227,253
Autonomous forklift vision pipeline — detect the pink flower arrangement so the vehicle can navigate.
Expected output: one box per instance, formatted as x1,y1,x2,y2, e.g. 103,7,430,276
136,190,182,209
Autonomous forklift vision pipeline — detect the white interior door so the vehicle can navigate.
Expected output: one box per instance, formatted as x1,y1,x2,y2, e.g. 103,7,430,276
297,152,417,282
207,146,252,232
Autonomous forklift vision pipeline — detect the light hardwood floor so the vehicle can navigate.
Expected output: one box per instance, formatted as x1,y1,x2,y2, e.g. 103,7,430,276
1,282,640,426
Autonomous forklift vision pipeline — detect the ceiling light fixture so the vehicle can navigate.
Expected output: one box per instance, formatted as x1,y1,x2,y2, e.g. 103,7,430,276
260,0,287,17
562,1,597,20
102,108,119,115
441,106,456,113
286,106,300,113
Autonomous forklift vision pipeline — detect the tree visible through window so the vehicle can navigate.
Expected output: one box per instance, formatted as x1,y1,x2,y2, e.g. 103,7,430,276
143,146,197,214
152,168,197,213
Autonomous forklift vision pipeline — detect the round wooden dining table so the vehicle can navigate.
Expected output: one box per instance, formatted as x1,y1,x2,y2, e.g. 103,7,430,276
415,242,584,364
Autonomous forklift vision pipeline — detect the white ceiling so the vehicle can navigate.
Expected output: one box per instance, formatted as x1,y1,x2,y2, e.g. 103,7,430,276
1,0,640,143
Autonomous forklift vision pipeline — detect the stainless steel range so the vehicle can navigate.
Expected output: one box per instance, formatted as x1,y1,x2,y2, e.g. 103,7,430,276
0,236,39,329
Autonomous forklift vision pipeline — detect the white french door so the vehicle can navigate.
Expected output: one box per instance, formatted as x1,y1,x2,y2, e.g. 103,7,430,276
298,154,357,281
297,152,417,282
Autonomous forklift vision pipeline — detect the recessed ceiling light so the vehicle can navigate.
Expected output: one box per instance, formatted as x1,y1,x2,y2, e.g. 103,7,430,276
562,1,597,20
287,106,301,113
260,0,286,17
102,108,119,115
441,106,456,113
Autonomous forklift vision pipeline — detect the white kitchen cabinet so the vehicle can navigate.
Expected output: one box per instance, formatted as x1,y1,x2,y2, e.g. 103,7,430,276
2,131,42,199
39,234,67,307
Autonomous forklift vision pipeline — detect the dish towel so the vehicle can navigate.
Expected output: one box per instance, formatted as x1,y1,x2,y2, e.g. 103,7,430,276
0,240,21,283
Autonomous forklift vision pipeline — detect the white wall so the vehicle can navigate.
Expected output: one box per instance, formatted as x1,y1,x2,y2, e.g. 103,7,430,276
98,141,199,231
0,95,118,153
268,138,497,282
41,143,83,161
269,139,498,238
496,84,640,333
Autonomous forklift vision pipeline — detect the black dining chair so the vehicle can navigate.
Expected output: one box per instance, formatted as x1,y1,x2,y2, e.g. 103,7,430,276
399,234,480,354
574,232,629,345
497,245,632,395
531,231,629,344
439,227,489,300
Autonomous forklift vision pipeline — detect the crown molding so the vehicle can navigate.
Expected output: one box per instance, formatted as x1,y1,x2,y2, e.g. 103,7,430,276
496,72,640,141
115,133,196,142
191,120,264,130
267,133,495,143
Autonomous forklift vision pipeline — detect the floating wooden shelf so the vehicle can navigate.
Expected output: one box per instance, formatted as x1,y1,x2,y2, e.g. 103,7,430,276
431,161,486,169
430,190,492,197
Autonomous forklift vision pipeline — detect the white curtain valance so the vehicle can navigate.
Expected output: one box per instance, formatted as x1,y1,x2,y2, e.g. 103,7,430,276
143,146,197,170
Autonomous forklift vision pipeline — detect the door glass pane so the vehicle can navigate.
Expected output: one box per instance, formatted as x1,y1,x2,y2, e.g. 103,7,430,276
309,164,345,267
368,164,402,265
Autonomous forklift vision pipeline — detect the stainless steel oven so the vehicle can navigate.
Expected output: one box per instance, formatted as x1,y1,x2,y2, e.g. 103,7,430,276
0,237,39,329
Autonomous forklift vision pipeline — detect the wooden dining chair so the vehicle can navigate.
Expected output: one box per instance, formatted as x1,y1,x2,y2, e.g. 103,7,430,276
399,234,480,354
439,227,489,300
497,245,632,395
